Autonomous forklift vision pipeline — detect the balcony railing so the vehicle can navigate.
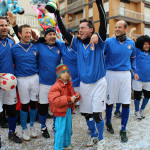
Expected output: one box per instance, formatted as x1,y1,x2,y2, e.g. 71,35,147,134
66,18,83,28
144,0,150,4
60,8,66,15
144,14,150,24
15,15,39,28
67,0,85,13
113,8,143,23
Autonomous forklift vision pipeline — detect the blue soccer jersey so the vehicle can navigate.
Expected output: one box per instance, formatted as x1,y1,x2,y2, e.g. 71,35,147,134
105,37,136,71
36,43,61,85
56,41,80,87
0,38,14,74
134,47,150,82
11,42,38,77
70,34,105,84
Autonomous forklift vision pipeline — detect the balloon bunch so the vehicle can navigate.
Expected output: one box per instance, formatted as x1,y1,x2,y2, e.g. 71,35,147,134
0,0,24,16
32,3,62,41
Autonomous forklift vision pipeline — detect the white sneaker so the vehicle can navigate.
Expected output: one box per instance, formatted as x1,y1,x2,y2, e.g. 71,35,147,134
97,140,105,150
30,126,37,138
135,111,142,120
140,110,145,118
86,137,98,147
22,129,30,141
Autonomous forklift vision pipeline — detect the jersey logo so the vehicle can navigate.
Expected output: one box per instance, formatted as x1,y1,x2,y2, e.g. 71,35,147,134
107,95,110,100
57,50,60,54
34,51,37,56
128,45,131,49
90,46,94,51
9,43,12,47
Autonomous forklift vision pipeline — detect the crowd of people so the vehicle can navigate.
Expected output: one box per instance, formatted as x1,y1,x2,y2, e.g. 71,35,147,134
0,0,150,149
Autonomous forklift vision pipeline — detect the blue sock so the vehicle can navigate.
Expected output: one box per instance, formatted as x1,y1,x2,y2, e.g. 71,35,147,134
8,116,16,135
115,103,121,113
106,105,113,125
29,109,37,127
38,114,47,129
86,118,98,137
96,119,104,141
121,107,129,132
134,99,140,112
20,110,28,130
141,97,149,110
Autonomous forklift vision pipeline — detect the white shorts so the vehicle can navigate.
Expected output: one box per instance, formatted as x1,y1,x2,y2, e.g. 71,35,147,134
17,74,39,104
106,70,131,105
132,80,150,91
0,88,17,112
74,87,80,105
39,83,52,104
79,77,107,113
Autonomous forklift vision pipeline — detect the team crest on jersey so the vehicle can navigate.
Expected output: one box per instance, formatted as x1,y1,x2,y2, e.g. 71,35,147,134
9,43,12,47
107,95,110,100
57,50,60,54
128,45,131,49
34,51,37,56
90,46,94,51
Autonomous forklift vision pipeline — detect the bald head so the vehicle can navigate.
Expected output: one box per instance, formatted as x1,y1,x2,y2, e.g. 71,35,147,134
115,20,128,37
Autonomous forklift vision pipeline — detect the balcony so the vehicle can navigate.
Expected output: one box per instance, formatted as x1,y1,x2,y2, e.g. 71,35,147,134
66,18,83,29
60,8,66,15
67,0,85,14
112,8,143,23
144,14,150,25
15,15,39,28
143,0,150,4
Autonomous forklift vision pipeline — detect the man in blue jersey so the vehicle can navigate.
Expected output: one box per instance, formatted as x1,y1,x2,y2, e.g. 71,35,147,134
11,24,39,141
49,0,107,149
0,16,22,143
35,27,61,139
133,35,150,120
104,20,136,143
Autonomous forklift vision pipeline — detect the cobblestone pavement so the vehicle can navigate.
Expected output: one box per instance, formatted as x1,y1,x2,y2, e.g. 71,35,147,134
1,101,150,150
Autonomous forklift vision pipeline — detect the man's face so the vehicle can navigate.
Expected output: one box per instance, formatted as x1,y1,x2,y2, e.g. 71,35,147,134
143,42,150,52
45,32,56,45
0,19,9,38
115,21,127,37
19,27,32,44
79,22,93,40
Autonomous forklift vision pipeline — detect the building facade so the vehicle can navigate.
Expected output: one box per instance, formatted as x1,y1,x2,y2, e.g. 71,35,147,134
59,0,150,37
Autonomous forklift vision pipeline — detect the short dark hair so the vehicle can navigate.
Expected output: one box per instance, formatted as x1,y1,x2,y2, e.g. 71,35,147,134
80,19,95,34
18,24,31,33
124,21,128,29
0,16,7,22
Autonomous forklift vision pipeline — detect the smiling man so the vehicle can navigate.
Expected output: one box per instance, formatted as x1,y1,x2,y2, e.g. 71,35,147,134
11,24,39,141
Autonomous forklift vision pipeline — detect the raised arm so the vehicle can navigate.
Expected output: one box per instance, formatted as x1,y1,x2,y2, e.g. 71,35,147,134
96,0,107,41
54,3,73,43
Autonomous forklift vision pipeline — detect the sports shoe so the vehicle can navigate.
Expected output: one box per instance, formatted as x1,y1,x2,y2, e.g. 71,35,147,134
97,139,105,150
86,137,98,147
114,111,121,118
140,110,145,119
120,131,128,143
22,129,30,141
0,120,8,128
30,126,37,138
63,146,72,149
41,127,50,138
8,132,22,143
135,111,142,120
106,123,114,134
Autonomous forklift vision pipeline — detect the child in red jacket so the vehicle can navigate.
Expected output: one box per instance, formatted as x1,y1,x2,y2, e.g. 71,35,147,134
48,64,80,150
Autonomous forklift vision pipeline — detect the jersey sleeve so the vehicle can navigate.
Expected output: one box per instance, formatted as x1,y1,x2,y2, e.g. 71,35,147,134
97,33,105,50
131,44,137,74
70,36,79,52
55,39,65,52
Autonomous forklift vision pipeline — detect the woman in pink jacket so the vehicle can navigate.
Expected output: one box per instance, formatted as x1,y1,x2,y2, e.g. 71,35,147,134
48,64,80,150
